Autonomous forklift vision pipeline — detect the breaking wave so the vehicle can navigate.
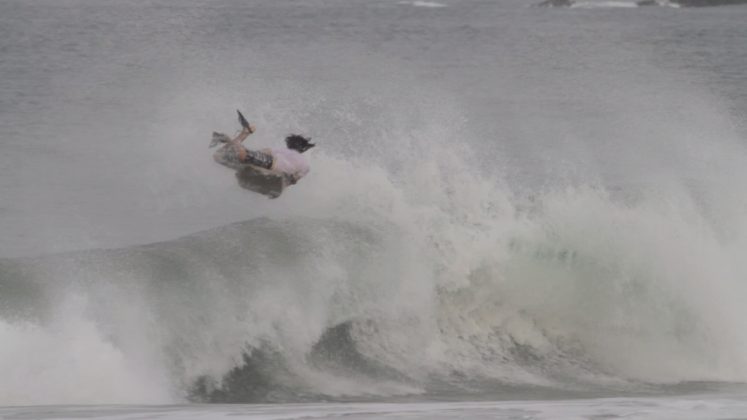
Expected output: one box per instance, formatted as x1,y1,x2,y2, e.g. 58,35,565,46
4,137,747,404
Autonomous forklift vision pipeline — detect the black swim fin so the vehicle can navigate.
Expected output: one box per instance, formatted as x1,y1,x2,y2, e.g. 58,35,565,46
237,109,251,131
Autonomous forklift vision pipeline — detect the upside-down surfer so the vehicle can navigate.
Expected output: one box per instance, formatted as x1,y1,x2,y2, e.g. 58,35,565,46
210,110,315,198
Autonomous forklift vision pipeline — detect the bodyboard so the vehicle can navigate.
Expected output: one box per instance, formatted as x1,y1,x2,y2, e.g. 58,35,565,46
235,165,288,199
213,145,288,198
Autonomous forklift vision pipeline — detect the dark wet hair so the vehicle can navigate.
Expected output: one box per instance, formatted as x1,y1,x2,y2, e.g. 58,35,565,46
285,134,315,153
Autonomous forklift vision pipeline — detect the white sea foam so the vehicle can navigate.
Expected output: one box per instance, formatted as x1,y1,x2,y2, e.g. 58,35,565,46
400,1,448,8
570,1,639,8
0,296,172,405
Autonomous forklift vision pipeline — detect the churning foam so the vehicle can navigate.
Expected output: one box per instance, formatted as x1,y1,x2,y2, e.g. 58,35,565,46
0,296,172,405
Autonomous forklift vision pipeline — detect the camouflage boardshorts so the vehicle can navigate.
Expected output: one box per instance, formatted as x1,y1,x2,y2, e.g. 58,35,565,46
214,144,274,171
242,148,274,170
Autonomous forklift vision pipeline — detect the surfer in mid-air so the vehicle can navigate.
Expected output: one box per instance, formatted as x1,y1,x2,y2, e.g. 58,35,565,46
210,110,315,198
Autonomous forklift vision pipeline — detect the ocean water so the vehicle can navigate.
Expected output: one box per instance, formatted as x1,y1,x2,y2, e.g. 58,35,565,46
3,0,747,418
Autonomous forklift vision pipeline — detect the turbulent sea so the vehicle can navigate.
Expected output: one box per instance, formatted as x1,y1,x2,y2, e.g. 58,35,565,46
2,0,747,418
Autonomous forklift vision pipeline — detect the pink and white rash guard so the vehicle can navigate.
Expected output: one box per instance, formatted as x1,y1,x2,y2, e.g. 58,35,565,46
270,148,310,180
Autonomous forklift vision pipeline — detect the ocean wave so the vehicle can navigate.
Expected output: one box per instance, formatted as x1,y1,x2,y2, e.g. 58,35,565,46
4,153,747,403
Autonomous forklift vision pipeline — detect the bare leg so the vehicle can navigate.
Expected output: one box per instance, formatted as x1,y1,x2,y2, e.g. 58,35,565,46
231,129,250,144
225,126,253,161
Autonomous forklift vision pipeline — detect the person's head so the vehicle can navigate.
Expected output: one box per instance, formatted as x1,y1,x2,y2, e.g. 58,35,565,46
285,134,315,153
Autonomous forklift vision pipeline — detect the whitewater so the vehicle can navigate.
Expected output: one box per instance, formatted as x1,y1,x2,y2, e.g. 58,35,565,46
2,0,747,418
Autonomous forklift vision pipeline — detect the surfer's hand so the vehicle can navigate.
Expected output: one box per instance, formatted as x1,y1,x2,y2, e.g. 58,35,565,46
248,124,256,134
